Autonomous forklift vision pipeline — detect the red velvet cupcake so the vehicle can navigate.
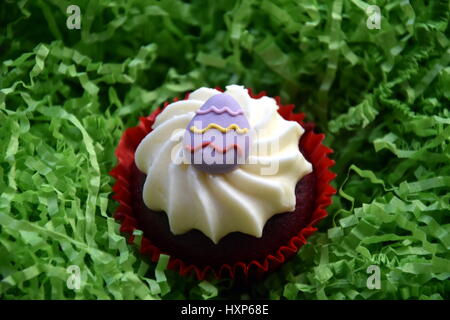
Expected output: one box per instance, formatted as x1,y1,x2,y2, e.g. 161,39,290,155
111,85,336,280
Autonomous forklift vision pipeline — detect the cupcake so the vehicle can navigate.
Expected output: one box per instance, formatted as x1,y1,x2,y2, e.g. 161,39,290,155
111,85,336,280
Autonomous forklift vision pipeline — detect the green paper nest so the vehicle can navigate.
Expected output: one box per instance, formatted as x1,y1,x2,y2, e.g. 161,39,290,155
0,0,449,300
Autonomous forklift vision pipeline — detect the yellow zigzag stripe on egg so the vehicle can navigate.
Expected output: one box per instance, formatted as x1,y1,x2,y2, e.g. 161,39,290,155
190,123,249,134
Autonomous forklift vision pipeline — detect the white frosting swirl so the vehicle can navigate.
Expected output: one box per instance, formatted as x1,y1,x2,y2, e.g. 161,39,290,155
135,85,312,243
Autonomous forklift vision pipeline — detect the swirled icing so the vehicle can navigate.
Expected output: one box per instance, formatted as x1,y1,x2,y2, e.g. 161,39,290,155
135,85,313,243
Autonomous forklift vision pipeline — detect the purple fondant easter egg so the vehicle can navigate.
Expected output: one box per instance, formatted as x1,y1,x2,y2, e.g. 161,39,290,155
183,93,251,174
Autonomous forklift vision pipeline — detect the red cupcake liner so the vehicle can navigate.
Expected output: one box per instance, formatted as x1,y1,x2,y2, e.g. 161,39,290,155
110,88,336,280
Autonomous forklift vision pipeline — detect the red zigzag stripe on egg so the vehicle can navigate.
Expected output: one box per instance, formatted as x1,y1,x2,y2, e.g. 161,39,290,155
185,141,243,155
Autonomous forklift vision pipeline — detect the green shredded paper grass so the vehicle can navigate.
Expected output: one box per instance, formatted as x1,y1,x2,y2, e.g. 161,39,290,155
1,0,449,300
